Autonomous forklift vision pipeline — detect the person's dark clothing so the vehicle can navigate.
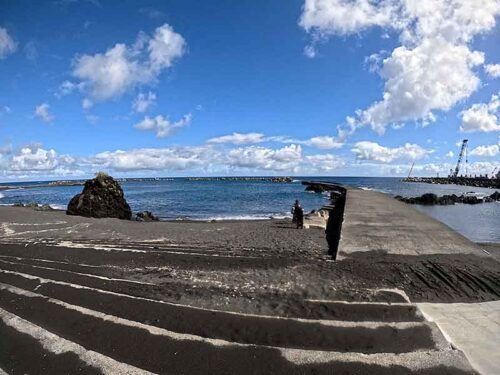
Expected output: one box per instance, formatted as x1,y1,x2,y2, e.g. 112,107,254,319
291,202,301,223
295,206,304,229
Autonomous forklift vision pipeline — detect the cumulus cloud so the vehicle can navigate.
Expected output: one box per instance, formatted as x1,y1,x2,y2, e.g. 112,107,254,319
351,141,431,163
71,23,185,103
0,144,77,177
460,93,500,132
207,132,343,149
301,136,344,149
485,63,500,78
91,146,209,172
305,153,345,171
0,27,17,59
224,144,303,171
300,0,500,136
134,113,192,138
33,103,54,123
270,135,345,149
469,143,500,157
132,91,156,113
56,80,86,98
207,132,266,145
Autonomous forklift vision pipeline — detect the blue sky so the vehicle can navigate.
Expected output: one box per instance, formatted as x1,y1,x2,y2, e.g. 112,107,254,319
0,0,499,180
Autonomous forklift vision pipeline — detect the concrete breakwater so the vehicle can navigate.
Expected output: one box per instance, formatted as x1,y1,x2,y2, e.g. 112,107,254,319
403,176,500,189
301,181,347,259
187,176,294,183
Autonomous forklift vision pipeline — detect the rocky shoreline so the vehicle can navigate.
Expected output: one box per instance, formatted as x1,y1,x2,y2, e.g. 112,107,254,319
395,191,500,205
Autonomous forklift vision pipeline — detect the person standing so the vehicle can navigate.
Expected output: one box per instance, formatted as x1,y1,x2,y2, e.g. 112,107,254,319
293,201,304,229
291,199,300,223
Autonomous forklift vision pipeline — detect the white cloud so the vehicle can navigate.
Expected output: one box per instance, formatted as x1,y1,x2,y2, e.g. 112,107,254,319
299,0,400,36
71,23,185,103
91,146,209,172
134,113,192,138
445,151,454,158
34,103,54,123
358,40,483,134
56,80,86,98
485,63,500,78
0,27,17,59
1,144,75,175
470,143,500,157
460,93,500,132
82,98,93,110
207,132,266,145
224,144,303,171
132,91,157,113
351,141,431,163
207,133,344,149
303,136,344,149
305,153,345,171
300,0,500,136
303,45,317,58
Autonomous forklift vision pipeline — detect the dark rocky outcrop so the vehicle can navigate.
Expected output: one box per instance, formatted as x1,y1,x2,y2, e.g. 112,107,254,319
395,191,499,206
305,183,328,193
12,202,54,211
490,191,500,201
135,211,160,222
66,173,132,220
35,204,55,211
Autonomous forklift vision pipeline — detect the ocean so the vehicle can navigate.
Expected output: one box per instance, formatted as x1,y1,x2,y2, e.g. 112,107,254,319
0,177,498,243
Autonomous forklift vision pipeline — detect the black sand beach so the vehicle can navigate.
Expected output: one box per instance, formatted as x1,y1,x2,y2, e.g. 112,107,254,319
0,202,498,374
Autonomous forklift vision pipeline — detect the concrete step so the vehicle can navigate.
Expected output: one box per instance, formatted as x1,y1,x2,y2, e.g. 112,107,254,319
301,300,424,322
0,275,445,353
0,307,152,375
0,256,423,322
0,241,287,271
0,283,477,375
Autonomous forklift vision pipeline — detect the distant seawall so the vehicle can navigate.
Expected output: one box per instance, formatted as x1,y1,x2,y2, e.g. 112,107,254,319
403,177,499,189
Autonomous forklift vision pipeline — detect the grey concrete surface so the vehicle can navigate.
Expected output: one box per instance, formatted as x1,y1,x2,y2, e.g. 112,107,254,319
338,188,487,256
419,301,500,375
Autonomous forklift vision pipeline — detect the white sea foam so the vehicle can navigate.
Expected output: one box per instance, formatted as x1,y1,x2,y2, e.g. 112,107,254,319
0,192,4,199
49,204,66,210
197,213,292,221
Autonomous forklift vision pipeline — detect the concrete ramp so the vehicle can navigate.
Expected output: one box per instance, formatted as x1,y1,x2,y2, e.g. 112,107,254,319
339,188,486,256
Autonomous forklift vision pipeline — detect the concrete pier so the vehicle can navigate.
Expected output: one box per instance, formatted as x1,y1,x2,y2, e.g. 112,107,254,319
338,188,487,257
337,187,499,374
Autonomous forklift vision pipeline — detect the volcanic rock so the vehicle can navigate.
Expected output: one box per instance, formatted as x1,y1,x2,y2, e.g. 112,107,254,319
66,173,132,220
305,183,328,193
135,211,160,222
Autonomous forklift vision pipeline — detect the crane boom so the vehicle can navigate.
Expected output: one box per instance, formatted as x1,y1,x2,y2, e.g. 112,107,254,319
452,139,468,178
